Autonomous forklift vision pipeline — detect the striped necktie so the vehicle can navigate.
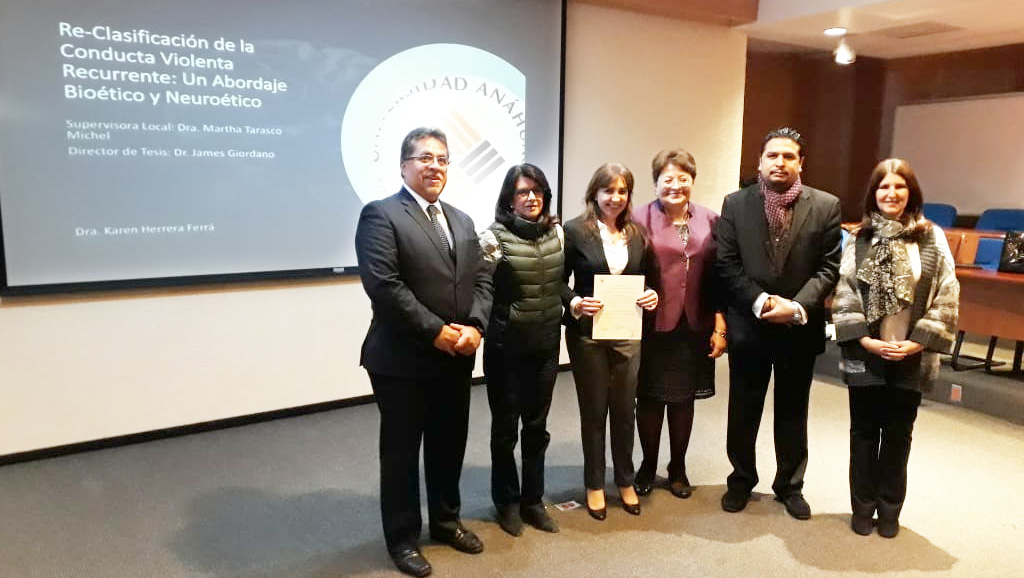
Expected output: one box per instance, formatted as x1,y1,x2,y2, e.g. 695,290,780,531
427,204,453,258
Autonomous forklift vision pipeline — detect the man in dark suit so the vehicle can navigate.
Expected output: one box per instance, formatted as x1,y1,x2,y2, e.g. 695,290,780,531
716,127,841,520
355,127,493,577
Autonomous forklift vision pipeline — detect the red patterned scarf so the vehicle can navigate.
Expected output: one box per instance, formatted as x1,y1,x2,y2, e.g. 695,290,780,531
759,174,802,236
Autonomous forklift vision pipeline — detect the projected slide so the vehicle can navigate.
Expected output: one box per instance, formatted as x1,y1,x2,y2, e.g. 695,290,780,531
0,0,563,290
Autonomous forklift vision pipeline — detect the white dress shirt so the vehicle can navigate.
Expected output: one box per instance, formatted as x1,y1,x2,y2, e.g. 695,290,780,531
570,220,630,317
404,184,452,247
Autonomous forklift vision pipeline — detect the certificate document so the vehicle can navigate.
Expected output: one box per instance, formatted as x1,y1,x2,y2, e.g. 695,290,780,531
592,274,644,340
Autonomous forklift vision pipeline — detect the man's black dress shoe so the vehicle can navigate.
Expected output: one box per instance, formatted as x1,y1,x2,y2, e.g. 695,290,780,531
496,504,524,536
520,503,559,533
669,478,693,499
429,526,484,554
877,518,900,538
721,488,751,512
390,548,432,577
776,493,812,520
851,514,874,536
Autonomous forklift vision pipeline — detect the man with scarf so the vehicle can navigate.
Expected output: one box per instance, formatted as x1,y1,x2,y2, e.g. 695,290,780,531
715,127,842,520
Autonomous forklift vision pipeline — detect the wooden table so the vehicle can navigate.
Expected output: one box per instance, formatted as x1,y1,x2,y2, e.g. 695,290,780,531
952,266,1024,372
944,227,1006,265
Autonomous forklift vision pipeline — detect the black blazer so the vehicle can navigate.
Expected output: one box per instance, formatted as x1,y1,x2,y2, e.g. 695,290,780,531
355,188,493,377
560,215,653,338
715,184,841,355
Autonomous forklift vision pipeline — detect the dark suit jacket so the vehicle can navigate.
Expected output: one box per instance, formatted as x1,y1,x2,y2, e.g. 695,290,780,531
634,200,721,334
715,184,841,355
560,215,653,338
355,188,493,377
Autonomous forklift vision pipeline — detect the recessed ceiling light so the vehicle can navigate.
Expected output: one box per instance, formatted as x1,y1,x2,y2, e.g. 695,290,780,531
834,38,856,65
824,27,848,37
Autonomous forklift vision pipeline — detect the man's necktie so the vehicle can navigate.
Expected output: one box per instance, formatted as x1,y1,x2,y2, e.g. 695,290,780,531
427,205,453,258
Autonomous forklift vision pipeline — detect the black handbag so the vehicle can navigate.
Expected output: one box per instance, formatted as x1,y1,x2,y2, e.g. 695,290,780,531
997,231,1024,273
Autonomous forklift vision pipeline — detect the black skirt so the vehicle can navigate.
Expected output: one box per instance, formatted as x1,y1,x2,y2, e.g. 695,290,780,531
638,320,715,403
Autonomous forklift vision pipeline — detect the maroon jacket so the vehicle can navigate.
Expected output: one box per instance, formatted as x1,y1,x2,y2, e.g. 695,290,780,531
634,199,721,334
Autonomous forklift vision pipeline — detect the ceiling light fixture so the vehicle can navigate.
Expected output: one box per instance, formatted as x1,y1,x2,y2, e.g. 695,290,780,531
824,27,848,37
833,37,856,65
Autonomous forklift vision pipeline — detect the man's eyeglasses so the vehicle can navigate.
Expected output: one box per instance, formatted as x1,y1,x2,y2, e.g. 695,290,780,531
404,154,450,167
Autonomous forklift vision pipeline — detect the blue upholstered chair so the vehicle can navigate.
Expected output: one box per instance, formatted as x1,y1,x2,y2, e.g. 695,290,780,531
974,237,1004,271
922,203,957,228
975,209,1024,232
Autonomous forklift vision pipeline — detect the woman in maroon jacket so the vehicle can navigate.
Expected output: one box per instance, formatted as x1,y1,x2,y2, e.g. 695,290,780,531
633,148,727,499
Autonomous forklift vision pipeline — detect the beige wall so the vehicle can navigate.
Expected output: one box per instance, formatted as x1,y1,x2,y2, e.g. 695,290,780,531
562,3,747,216
0,2,748,456
0,278,375,455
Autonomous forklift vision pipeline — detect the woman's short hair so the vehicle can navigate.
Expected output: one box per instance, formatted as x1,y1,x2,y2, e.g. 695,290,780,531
651,148,697,183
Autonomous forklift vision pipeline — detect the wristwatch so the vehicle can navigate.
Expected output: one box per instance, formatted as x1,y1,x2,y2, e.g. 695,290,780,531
792,306,803,324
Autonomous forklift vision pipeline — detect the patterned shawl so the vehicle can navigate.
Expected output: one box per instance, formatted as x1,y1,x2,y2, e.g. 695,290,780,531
856,213,915,323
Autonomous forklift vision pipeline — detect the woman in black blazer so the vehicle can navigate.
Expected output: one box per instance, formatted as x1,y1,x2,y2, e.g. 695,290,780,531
562,163,659,520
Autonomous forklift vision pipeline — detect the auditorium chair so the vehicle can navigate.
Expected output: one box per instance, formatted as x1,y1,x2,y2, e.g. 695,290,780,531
975,208,1024,232
922,203,957,228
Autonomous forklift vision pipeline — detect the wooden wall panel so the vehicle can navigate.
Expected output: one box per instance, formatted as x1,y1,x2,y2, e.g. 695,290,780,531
741,43,1024,221
740,52,884,221
740,52,799,185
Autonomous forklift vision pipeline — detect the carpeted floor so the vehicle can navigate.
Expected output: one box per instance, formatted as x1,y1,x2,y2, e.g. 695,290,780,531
1,359,1023,578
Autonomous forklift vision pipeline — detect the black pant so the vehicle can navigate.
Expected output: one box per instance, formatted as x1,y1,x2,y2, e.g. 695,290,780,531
849,386,921,521
369,371,471,554
725,347,816,497
484,343,559,507
565,328,641,489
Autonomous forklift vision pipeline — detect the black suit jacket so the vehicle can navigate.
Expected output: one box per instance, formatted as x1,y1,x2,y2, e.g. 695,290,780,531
355,188,493,377
560,216,653,338
715,184,841,355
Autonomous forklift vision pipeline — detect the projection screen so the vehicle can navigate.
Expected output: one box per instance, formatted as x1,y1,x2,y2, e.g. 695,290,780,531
0,0,565,292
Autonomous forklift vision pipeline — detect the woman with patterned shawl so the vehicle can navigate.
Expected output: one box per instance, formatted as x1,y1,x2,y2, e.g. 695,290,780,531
831,158,959,538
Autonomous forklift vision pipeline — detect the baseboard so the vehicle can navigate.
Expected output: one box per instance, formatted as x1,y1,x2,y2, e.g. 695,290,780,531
2,365,575,466
0,396,373,466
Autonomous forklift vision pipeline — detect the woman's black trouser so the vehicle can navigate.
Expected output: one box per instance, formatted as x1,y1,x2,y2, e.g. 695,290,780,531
565,326,641,489
485,340,560,507
848,386,922,521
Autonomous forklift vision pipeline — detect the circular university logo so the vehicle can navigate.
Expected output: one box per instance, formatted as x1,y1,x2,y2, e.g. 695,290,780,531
341,43,526,228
